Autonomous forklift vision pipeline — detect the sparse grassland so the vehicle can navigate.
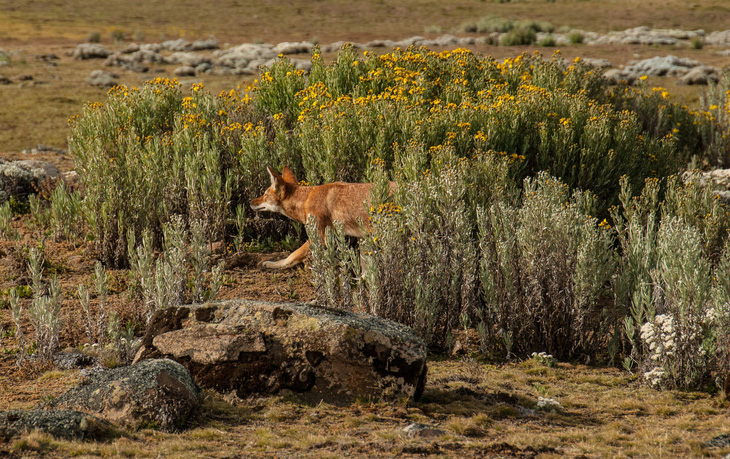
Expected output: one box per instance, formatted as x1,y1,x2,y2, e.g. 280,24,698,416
1,356,728,457
1,1,730,457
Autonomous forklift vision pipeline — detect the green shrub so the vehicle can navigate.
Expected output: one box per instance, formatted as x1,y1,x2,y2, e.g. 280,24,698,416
613,174,730,389
699,69,730,165
477,172,615,360
568,32,584,44
538,35,557,47
49,181,83,241
0,201,18,240
69,79,259,266
69,46,730,382
501,27,537,46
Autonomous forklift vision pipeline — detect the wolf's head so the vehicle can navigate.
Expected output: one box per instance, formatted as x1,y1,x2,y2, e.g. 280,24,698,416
250,166,298,215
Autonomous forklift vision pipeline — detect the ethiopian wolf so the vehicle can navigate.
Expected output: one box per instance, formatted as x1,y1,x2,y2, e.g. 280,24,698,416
250,166,394,269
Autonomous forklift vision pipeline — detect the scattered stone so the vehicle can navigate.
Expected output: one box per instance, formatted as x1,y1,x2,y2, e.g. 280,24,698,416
603,55,719,86
0,75,10,84
603,68,637,85
36,53,58,62
52,349,97,370
22,143,67,155
173,65,196,77
195,62,212,74
0,158,60,204
212,43,276,73
48,358,201,431
272,41,314,55
536,397,563,412
161,38,193,52
625,55,704,77
706,29,730,46
72,43,110,60
0,410,118,442
704,433,730,449
581,58,612,69
191,37,219,51
135,299,428,405
87,69,118,88
679,65,720,85
591,26,704,46
402,422,448,438
683,169,730,203
104,48,169,70
168,51,211,68
290,58,313,72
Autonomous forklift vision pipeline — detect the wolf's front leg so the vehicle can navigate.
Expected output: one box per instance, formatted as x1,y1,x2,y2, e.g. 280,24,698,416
262,240,311,269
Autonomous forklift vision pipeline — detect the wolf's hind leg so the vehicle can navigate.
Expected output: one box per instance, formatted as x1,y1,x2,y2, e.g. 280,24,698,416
262,240,311,269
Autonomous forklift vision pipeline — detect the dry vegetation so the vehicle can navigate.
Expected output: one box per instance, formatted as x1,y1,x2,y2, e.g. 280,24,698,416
1,0,730,457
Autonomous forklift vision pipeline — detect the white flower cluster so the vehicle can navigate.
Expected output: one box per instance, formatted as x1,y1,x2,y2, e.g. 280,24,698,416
640,314,676,387
536,396,563,412
531,351,558,367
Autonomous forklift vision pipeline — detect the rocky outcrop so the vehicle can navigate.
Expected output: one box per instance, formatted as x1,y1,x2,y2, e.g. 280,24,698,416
0,409,118,441
0,158,60,204
48,358,201,431
603,55,720,85
72,43,110,60
135,300,428,404
87,69,119,88
685,169,730,203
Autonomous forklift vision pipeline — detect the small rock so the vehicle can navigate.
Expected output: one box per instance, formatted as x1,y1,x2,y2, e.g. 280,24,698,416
195,62,212,74
52,349,97,370
0,409,117,441
48,358,201,431
582,58,612,69
603,68,637,85
704,433,730,449
0,158,60,204
22,143,67,155
173,65,196,77
273,41,314,55
191,37,219,51
168,51,211,68
72,43,110,60
402,422,448,438
679,66,720,85
87,69,118,88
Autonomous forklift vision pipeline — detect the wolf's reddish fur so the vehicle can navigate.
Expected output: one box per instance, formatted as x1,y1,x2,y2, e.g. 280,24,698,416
250,166,394,269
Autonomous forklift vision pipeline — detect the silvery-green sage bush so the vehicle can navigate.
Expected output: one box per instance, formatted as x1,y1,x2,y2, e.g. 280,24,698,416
477,172,615,361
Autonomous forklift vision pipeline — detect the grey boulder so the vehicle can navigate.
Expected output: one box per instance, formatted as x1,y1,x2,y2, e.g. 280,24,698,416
135,300,428,404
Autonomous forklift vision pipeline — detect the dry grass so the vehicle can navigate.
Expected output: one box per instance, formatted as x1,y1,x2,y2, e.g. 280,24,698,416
2,0,730,44
1,357,727,457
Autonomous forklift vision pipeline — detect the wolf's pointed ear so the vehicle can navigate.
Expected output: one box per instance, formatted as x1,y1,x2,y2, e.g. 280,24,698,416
266,166,283,190
281,166,298,184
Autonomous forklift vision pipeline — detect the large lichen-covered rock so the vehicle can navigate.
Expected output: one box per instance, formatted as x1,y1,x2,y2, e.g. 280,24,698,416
0,158,59,204
48,359,200,431
135,300,428,404
0,409,118,441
